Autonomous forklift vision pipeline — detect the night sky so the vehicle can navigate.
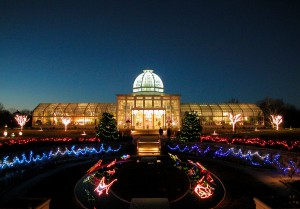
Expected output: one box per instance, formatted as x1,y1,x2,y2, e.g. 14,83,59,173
1,0,300,111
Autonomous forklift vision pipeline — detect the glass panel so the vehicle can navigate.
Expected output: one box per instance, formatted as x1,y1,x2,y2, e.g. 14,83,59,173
154,100,161,108
180,104,191,114
136,100,143,108
75,103,88,116
228,104,243,115
118,100,125,110
127,100,134,109
145,100,152,108
133,110,143,129
144,110,153,129
210,104,222,117
199,105,213,117
154,110,165,129
163,100,170,109
65,104,77,116
218,104,232,117
85,103,96,116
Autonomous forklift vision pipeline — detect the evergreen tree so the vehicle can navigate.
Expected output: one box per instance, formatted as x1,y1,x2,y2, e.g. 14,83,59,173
96,112,119,141
180,111,201,142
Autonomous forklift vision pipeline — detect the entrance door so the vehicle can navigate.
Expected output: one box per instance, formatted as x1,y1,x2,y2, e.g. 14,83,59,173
132,109,165,130
144,110,153,129
153,110,165,129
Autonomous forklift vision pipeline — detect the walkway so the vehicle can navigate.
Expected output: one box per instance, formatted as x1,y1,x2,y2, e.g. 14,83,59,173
136,135,161,156
203,158,300,208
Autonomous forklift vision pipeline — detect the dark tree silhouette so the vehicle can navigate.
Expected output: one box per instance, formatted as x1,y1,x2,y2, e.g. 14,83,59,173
257,97,285,128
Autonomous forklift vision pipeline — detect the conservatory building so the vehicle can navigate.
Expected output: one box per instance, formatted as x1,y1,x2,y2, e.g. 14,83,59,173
32,69,264,131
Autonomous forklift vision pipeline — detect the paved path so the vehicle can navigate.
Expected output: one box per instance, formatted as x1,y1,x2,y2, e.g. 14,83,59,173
0,160,94,208
202,158,300,208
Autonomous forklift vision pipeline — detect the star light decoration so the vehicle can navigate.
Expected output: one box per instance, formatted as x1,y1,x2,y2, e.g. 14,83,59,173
271,115,283,131
228,113,242,132
14,114,30,132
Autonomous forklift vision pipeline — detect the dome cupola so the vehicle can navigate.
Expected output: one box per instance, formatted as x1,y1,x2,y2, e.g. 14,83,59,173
133,69,164,93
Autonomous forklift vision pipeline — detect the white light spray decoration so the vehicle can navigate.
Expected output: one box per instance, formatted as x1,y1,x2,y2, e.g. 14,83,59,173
228,113,241,132
15,114,30,132
62,117,71,131
271,114,283,131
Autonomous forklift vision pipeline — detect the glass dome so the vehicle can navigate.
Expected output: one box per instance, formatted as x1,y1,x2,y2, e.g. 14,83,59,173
133,69,164,93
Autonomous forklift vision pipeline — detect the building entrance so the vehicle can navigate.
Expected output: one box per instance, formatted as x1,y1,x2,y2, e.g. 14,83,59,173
132,109,165,130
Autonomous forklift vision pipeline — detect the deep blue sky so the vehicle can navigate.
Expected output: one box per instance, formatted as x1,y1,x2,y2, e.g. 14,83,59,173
1,0,300,111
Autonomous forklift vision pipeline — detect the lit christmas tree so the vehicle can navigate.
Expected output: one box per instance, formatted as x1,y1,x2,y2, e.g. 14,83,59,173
96,113,119,141
180,111,201,142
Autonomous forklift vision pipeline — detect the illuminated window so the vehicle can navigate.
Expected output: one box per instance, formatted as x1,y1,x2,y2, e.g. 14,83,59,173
154,100,161,107
145,100,152,108
136,100,143,108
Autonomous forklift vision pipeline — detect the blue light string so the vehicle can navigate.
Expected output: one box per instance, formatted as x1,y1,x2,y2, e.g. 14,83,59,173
167,143,300,176
0,144,121,170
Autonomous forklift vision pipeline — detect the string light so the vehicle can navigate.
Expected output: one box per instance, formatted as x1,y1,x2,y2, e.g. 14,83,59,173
120,154,130,160
0,137,101,147
85,156,129,197
83,153,216,201
4,136,299,152
200,136,300,151
106,169,116,175
169,153,215,199
107,159,116,168
94,176,118,196
194,176,215,199
167,143,299,176
0,144,121,170
87,159,103,174
14,114,30,132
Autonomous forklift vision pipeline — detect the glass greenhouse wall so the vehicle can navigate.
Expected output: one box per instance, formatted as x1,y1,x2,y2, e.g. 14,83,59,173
32,103,116,129
32,102,263,129
181,103,264,126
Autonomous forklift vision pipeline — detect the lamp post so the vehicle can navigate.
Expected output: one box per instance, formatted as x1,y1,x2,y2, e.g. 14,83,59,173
3,124,8,137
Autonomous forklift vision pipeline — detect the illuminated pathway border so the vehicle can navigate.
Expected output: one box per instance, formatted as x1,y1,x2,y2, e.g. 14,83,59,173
200,135,300,151
2,135,300,151
167,143,300,176
0,144,121,170
0,137,100,147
